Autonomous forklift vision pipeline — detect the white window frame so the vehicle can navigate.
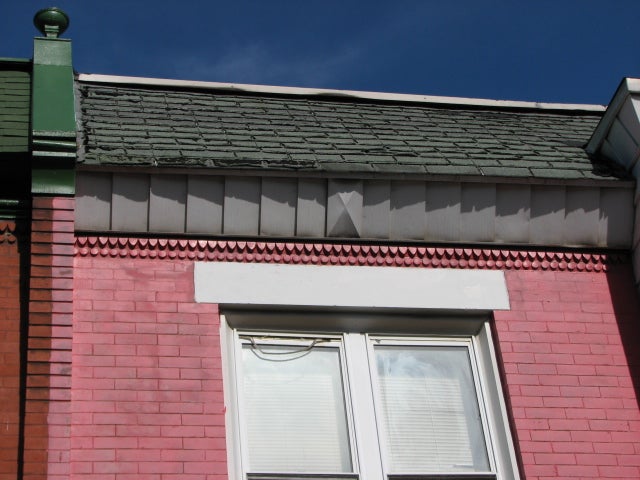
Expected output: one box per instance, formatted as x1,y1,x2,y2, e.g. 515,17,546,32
221,312,521,480
234,333,359,478
367,335,496,477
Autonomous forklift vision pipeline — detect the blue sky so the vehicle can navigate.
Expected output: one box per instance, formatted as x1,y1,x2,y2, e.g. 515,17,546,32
3,1,639,105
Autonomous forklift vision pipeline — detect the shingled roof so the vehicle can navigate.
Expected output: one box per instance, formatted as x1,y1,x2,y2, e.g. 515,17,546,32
0,60,31,154
76,79,617,181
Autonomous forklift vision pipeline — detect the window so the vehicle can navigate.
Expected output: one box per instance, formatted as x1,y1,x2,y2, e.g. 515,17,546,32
222,313,520,480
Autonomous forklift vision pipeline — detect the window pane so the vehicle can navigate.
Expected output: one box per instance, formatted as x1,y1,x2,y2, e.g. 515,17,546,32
242,344,352,473
374,345,490,474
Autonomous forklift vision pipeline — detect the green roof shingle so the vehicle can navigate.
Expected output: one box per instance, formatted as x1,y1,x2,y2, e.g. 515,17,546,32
0,62,31,153
77,82,616,181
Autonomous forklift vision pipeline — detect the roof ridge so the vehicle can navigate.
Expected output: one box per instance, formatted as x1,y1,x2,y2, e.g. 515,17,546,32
77,73,606,113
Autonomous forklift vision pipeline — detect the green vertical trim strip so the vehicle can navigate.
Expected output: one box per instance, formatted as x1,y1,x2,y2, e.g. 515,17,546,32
31,37,76,194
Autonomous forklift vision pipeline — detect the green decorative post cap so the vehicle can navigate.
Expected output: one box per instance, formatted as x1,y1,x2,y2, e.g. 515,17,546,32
31,7,76,195
33,7,69,38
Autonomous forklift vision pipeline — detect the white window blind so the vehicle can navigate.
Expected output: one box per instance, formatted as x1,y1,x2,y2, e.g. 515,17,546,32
241,343,352,474
374,345,490,474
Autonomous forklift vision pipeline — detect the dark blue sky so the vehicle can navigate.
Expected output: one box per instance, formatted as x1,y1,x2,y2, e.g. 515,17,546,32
3,2,639,105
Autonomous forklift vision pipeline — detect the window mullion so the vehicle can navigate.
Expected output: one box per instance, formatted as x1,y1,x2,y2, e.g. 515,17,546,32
343,333,385,480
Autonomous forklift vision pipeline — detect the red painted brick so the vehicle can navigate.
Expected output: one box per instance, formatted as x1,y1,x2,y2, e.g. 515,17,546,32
524,464,556,477
542,396,583,408
64,252,640,479
491,269,639,471
139,461,183,474
598,465,640,478
520,385,561,397
556,464,599,477
534,452,576,464
160,425,205,437
539,375,579,386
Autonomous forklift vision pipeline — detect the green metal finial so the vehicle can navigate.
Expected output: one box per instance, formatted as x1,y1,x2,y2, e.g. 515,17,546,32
33,7,69,38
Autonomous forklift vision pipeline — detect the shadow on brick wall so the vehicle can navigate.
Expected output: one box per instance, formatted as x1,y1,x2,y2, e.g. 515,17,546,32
606,264,640,411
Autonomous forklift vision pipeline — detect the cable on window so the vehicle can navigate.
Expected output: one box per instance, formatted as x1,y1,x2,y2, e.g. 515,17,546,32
240,335,332,362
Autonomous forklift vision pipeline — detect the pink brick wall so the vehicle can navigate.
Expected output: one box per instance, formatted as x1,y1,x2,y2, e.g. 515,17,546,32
72,256,225,479
495,266,640,479
71,249,640,479
24,197,75,480
0,220,22,479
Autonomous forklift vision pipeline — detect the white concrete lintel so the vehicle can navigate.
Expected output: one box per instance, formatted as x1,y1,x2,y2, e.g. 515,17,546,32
194,262,510,310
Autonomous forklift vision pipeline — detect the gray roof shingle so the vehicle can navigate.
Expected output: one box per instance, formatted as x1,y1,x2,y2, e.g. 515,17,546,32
77,83,619,181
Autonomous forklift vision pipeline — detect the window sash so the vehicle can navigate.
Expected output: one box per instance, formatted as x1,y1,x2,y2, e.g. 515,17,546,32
230,328,506,480
369,339,493,475
237,335,356,476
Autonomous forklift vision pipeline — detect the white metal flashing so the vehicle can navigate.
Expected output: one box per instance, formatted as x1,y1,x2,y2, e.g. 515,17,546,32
587,77,640,155
194,262,510,310
78,73,605,112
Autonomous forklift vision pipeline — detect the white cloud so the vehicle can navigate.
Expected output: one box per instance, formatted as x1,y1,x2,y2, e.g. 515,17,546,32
175,42,363,88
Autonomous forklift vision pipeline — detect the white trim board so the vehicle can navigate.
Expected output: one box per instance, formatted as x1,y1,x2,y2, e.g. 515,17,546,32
194,262,510,310
78,73,605,112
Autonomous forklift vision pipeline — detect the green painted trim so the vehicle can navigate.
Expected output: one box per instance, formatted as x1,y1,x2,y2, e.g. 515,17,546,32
31,168,75,195
0,57,31,65
33,38,71,66
0,199,27,219
31,34,76,194
31,65,75,132
33,8,70,38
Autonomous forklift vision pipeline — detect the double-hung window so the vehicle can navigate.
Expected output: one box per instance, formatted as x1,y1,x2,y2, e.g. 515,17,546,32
223,313,520,480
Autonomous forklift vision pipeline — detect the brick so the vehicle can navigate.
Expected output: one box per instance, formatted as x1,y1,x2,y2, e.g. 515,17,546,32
116,449,161,462
539,374,579,386
184,461,227,474
552,441,594,453
594,442,636,455
556,363,596,375
549,419,590,431
618,455,640,466
137,437,183,449
524,464,556,477
137,367,179,379
556,464,600,477
94,460,139,474
559,385,601,397
530,429,571,442
598,466,640,479
542,396,583,408
589,419,631,431
139,461,183,474
115,425,161,437
160,449,205,461
606,408,640,421
525,407,566,419
520,385,561,397
579,375,619,387
160,425,204,437
534,452,576,464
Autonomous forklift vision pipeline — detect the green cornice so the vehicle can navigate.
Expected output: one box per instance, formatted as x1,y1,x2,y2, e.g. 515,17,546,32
0,199,27,220
0,57,31,64
31,33,76,195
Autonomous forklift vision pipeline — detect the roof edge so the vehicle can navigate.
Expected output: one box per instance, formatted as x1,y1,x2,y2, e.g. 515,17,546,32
76,164,633,188
77,73,606,113
587,78,640,155
0,57,31,69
